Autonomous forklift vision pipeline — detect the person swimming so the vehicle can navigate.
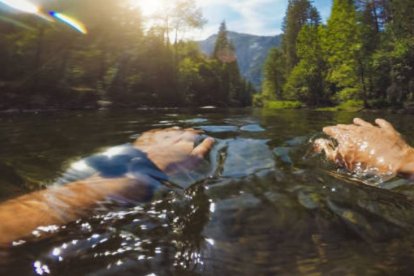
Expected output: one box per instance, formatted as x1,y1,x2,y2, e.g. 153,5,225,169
0,127,215,247
0,118,413,247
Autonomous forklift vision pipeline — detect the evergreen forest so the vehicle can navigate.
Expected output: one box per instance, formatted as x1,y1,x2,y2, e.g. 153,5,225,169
1,0,413,111
0,0,253,110
258,0,414,110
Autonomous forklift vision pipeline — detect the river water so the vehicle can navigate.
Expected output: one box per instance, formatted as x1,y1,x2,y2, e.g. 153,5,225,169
0,108,414,275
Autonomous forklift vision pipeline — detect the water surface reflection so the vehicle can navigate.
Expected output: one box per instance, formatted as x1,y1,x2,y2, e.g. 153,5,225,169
1,109,414,274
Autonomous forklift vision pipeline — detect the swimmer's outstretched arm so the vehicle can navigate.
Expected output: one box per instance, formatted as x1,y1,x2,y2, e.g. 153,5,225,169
314,118,414,176
0,128,214,247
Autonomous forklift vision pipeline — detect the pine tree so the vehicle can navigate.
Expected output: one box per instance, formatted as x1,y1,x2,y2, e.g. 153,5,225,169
262,48,286,100
322,0,362,102
355,1,383,103
384,0,414,104
281,0,318,73
211,21,250,106
284,22,328,105
261,0,319,102
213,21,237,63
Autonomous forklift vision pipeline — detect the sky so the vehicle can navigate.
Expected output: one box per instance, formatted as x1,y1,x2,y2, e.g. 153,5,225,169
0,0,333,40
192,0,332,39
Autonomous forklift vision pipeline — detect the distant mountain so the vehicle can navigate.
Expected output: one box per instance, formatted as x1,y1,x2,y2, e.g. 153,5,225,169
198,31,282,89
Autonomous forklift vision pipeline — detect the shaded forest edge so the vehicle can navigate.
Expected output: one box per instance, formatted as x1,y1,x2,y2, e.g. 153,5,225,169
0,0,254,111
257,0,414,111
2,0,413,113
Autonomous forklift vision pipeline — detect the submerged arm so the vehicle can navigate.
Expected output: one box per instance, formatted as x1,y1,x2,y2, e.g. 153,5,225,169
0,177,149,245
0,128,214,247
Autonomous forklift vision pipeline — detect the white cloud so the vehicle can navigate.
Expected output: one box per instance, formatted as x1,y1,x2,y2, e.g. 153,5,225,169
187,0,332,40
190,0,287,39
230,0,285,32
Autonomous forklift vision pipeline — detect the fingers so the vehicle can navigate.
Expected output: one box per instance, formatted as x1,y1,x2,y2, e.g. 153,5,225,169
322,126,337,137
337,124,359,131
137,128,200,143
192,137,215,158
322,126,349,140
185,128,204,134
323,124,359,148
324,118,371,136
323,119,395,142
375,118,395,133
353,118,372,127
313,138,337,161
164,127,204,134
141,127,204,136
323,120,369,140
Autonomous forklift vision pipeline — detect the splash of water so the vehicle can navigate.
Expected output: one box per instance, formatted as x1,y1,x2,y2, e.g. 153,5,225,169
310,135,396,186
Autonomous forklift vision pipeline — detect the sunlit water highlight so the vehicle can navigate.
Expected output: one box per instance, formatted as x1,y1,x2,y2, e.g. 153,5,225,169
0,109,414,274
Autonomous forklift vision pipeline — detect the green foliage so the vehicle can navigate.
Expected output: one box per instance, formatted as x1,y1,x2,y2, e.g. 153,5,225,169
212,21,237,63
283,62,309,100
0,0,252,109
367,98,391,109
260,0,325,107
211,22,254,106
282,0,320,73
262,48,286,100
284,24,328,105
317,100,364,111
170,0,206,44
264,100,302,109
253,93,265,107
389,0,414,38
335,87,361,102
259,0,414,110
322,0,361,100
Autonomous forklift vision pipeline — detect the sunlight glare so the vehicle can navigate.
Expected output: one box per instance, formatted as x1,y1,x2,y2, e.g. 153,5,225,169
0,0,39,14
129,0,166,16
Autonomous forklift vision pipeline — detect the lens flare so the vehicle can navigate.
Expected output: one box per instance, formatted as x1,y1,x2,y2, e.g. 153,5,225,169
49,11,87,34
0,15,35,29
0,0,38,13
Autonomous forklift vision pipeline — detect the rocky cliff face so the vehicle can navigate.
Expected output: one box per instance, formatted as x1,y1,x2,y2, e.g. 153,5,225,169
199,31,282,89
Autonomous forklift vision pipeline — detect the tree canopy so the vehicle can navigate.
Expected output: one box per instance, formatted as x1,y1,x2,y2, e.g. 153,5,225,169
259,0,414,108
0,0,253,110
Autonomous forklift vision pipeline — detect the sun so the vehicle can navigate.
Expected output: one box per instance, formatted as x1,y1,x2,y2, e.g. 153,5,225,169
129,0,167,16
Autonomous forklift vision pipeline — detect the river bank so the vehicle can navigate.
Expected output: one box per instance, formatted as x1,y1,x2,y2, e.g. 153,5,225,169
259,100,414,114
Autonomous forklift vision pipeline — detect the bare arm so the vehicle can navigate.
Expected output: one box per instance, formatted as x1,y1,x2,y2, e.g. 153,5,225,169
0,128,214,246
0,177,149,245
315,118,414,176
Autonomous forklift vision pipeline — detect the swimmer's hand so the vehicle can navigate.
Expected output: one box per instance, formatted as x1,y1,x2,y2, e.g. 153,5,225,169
0,128,214,246
314,118,414,176
134,127,215,174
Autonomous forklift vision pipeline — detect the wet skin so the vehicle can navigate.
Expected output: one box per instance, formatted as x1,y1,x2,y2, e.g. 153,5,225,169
0,128,215,247
1,119,412,248
314,118,414,177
